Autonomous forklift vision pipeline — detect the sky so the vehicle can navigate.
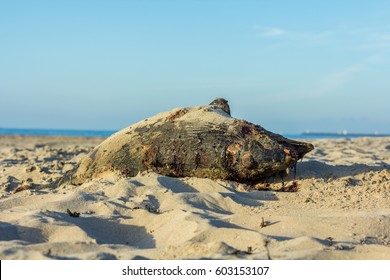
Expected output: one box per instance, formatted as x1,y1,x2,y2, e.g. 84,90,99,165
1,0,390,134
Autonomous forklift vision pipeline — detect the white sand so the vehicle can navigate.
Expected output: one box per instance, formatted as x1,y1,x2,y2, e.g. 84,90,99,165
1,135,390,259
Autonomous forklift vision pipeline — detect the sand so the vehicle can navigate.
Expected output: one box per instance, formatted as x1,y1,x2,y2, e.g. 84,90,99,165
1,135,390,260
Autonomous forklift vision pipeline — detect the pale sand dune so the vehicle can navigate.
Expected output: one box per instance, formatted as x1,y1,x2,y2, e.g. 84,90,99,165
0,135,390,259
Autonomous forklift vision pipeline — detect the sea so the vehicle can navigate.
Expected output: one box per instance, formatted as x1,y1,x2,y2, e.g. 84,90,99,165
0,128,115,138
1,128,389,140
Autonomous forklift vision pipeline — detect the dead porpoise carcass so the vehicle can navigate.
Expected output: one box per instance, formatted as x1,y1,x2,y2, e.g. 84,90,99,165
62,98,314,185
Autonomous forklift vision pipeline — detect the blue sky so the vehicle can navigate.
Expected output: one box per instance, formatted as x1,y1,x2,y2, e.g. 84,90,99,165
1,0,390,134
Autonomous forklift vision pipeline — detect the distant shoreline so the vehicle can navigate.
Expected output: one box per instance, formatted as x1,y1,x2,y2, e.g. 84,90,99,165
302,132,390,138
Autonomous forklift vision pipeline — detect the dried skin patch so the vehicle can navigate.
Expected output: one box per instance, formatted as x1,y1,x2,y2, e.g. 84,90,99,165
240,152,256,169
141,145,159,168
165,109,188,122
226,142,243,167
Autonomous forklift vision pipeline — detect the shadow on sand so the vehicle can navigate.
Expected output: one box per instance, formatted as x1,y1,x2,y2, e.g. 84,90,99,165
297,160,389,180
45,212,156,248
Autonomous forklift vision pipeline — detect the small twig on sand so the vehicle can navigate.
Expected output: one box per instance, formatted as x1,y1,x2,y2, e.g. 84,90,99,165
260,217,266,228
277,181,299,192
326,237,334,246
67,209,80,218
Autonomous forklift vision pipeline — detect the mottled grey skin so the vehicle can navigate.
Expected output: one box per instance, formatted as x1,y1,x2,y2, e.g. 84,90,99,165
209,98,231,115
61,98,314,185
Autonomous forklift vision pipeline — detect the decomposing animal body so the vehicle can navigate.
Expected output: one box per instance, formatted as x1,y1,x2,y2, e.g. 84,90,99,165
62,98,314,185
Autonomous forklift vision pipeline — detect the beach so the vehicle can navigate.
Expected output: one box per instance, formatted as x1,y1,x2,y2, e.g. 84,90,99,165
1,135,390,260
